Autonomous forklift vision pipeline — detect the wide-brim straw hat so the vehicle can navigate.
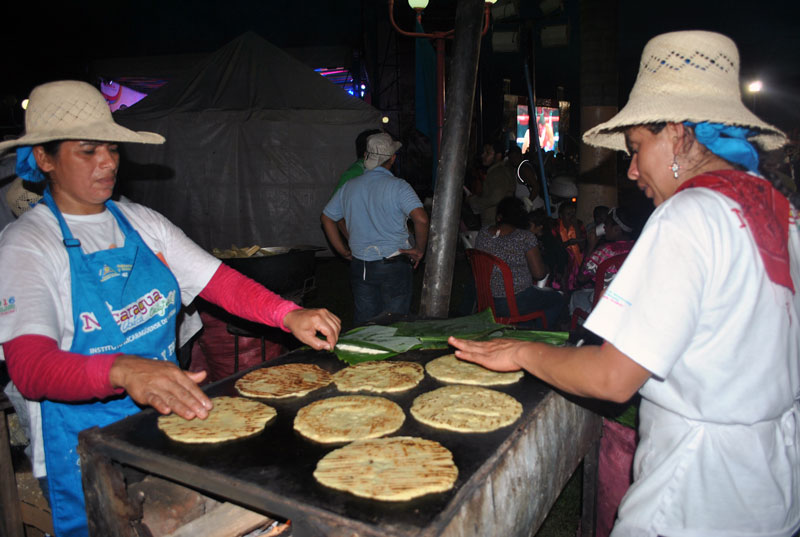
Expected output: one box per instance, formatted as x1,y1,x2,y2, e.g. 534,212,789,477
0,80,164,154
583,30,786,153
5,177,42,217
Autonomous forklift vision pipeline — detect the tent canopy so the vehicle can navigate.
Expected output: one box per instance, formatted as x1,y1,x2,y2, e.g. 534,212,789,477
115,32,381,252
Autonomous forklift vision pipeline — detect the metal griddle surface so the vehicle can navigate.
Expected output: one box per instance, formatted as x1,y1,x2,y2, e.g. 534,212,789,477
92,347,552,533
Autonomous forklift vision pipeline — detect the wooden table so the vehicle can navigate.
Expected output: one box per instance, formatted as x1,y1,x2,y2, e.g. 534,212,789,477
79,348,602,537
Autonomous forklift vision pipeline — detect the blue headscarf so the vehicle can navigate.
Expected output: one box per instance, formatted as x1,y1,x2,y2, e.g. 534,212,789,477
15,146,46,183
683,122,760,173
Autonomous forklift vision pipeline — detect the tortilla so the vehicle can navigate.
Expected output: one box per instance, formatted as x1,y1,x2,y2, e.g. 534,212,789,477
294,395,405,443
410,385,522,433
157,396,276,443
425,354,523,386
313,436,458,501
235,363,332,399
332,361,424,393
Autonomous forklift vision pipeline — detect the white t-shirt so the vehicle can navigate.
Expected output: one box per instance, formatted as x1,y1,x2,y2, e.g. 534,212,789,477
586,185,800,537
0,200,220,477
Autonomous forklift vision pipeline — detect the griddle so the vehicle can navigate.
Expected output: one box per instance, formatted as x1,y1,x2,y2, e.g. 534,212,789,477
83,346,556,535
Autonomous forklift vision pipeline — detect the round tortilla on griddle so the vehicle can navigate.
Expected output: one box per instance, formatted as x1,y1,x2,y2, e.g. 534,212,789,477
332,361,424,393
313,436,458,501
294,395,405,443
235,363,332,399
157,396,276,443
425,354,523,385
410,385,522,433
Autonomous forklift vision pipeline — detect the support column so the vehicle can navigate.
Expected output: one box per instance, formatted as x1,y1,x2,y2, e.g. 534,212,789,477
419,0,485,318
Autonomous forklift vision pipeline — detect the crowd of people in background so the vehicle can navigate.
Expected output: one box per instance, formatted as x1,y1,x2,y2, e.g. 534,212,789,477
461,139,644,332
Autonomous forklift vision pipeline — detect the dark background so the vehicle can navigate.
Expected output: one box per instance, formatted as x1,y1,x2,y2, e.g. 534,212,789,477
2,0,799,148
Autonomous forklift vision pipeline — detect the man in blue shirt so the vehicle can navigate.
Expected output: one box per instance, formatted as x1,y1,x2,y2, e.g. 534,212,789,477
321,133,429,325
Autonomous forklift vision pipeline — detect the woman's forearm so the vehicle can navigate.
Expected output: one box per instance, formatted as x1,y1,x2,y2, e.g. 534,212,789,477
3,335,122,401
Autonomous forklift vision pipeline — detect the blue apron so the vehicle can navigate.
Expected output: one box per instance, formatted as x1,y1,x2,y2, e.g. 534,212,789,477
40,189,181,537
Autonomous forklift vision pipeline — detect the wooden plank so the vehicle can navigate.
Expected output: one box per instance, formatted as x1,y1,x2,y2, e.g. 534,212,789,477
580,439,600,537
79,430,145,537
164,502,270,537
0,397,25,537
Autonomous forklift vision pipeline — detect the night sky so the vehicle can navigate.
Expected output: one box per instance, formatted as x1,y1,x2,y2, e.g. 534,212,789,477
2,0,799,135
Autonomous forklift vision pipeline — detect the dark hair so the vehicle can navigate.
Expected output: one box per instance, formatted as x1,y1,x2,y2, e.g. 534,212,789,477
496,196,529,229
593,205,609,220
507,144,522,157
355,129,382,159
608,206,637,237
491,139,506,156
528,208,554,230
638,122,800,208
41,140,63,156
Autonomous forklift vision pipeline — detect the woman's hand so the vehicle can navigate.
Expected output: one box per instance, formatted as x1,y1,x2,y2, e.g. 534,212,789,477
283,308,342,351
109,355,212,420
447,336,530,372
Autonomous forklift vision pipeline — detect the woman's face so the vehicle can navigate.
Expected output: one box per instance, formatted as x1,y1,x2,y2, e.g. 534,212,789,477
624,125,677,206
35,141,120,214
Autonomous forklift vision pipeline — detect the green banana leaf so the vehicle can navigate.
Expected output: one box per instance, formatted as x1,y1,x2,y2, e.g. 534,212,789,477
391,309,503,342
333,325,423,365
497,329,569,346
330,311,569,365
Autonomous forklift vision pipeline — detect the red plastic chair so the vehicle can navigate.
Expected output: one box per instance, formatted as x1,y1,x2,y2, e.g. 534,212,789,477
570,252,629,329
465,248,548,328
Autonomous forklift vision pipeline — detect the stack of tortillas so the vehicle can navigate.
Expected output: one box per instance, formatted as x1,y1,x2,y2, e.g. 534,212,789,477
157,396,276,443
313,436,458,501
332,361,424,393
410,385,522,433
294,395,405,443
236,363,332,398
425,354,523,385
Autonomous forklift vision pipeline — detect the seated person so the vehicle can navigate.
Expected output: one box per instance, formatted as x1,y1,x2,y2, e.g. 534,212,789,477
556,200,587,290
475,197,564,328
528,208,568,285
569,206,637,316
586,204,610,254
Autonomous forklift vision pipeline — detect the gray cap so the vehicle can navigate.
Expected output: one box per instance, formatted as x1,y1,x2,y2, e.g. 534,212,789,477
364,133,402,170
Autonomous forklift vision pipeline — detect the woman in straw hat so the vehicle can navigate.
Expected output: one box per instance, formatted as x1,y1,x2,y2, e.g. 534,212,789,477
450,31,800,536
0,80,341,537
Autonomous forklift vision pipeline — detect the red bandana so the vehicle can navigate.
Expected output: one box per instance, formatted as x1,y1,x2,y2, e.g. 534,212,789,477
675,170,794,293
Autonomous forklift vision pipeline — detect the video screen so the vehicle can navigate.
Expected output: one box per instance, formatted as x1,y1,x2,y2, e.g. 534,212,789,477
100,81,148,112
516,105,559,154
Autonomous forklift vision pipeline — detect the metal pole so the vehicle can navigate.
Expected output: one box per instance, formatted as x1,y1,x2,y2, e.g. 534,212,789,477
524,61,552,216
420,0,485,319
436,38,446,154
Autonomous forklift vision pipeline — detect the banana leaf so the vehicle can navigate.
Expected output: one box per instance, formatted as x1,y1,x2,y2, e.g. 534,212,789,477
333,325,423,365
391,309,503,342
496,329,570,346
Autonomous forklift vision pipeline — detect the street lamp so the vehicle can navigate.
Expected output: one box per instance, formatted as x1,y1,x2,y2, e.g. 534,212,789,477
389,0,496,153
747,79,762,112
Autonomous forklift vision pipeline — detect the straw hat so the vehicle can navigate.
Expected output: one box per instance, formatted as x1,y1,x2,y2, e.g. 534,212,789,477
583,31,786,153
5,178,42,217
0,80,164,154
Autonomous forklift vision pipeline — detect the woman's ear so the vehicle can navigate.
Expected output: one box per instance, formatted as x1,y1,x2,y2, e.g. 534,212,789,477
666,122,691,155
32,146,54,173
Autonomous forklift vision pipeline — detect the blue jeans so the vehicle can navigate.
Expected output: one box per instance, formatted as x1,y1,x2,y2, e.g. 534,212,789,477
350,257,413,325
493,286,565,329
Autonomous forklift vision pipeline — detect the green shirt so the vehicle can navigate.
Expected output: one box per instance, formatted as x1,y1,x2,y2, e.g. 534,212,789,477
332,159,366,195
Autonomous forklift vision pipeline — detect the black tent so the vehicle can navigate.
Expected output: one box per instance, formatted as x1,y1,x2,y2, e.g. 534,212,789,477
114,32,381,251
